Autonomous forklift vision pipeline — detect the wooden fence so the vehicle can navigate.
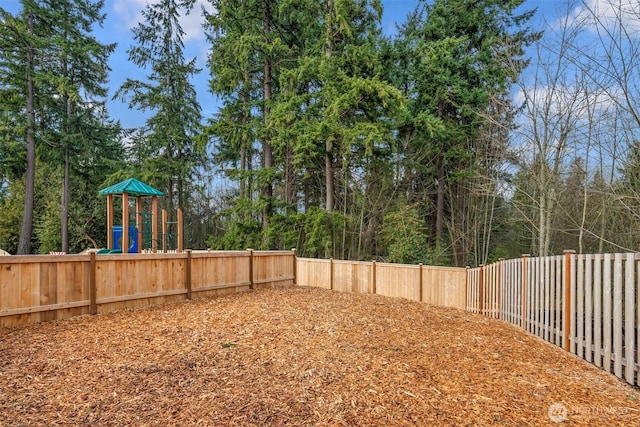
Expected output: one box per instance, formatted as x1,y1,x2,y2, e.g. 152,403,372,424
0,249,295,327
296,258,468,309
467,251,640,387
6,248,638,387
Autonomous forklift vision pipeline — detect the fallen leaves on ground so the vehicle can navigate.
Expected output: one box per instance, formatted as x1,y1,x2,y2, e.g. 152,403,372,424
1,286,639,426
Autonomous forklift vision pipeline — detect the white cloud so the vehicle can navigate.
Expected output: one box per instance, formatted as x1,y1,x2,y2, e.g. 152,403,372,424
571,0,640,35
111,0,215,42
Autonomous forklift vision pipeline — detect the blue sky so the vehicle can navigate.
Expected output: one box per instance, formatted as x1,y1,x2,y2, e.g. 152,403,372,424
1,0,560,129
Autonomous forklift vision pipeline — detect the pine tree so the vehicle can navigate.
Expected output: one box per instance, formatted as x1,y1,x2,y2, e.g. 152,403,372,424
115,0,203,217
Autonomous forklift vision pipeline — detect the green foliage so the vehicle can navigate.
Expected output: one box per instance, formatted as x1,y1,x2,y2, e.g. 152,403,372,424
381,204,429,264
265,211,303,251
0,180,23,254
35,179,63,254
487,247,509,265
0,0,568,264
302,207,335,258
207,219,263,251
383,0,538,264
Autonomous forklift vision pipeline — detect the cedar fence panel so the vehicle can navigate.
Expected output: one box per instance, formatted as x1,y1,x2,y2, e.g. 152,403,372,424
422,266,467,308
94,254,187,312
190,251,251,298
296,258,467,310
296,258,332,290
253,250,295,287
333,260,372,294
375,263,420,301
0,255,90,327
0,250,295,327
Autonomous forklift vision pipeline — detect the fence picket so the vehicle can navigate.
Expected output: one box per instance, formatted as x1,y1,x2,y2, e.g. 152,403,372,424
555,257,562,347
531,257,540,336
625,253,635,384
585,255,593,363
577,254,585,359
594,254,602,368
551,257,556,340
614,253,623,378
544,256,551,341
637,256,640,386
568,251,576,353
603,254,612,373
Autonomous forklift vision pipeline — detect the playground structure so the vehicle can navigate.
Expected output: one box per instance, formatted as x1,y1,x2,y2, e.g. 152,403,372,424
98,178,184,253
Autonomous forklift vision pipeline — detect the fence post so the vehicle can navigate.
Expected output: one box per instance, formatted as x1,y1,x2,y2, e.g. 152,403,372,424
177,208,184,253
564,250,576,352
498,259,504,320
248,249,254,289
372,261,377,295
479,264,485,316
465,266,469,312
162,209,168,253
330,258,334,291
291,248,297,285
521,254,529,329
185,249,192,300
89,252,97,315
419,263,424,303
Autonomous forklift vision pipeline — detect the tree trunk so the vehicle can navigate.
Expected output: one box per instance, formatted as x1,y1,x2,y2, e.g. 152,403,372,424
324,0,334,213
61,61,72,253
240,87,249,203
262,0,273,231
285,144,295,207
435,99,445,249
544,189,554,256
18,13,36,255
61,144,70,253
435,153,445,248
325,147,334,212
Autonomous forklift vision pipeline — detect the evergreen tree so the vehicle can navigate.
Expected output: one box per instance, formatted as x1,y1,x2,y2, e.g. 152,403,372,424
43,0,116,253
390,0,538,265
1,0,121,254
0,2,43,254
270,0,404,257
115,0,204,217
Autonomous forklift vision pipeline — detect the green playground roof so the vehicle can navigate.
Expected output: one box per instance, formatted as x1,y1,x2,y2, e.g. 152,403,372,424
98,178,164,197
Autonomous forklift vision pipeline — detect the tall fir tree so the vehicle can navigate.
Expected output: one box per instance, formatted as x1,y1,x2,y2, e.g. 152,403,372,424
390,0,538,265
115,0,204,217
269,0,404,257
42,0,116,253
1,0,121,254
0,2,43,254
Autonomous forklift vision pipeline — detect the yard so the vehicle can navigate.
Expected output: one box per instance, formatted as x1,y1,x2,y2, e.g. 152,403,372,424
1,286,639,426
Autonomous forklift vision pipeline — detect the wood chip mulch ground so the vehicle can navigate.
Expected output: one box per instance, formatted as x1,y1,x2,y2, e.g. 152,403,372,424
1,286,639,426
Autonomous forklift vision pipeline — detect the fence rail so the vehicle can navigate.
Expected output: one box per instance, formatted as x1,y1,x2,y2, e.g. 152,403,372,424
296,258,468,309
467,251,640,387
0,249,295,327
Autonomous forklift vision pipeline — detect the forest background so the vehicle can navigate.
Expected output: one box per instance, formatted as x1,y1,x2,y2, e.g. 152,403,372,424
2,0,640,268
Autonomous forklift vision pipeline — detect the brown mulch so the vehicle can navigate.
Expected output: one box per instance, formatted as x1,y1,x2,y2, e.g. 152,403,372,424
1,286,639,426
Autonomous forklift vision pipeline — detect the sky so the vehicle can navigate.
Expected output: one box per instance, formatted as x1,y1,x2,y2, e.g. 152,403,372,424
1,0,564,130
